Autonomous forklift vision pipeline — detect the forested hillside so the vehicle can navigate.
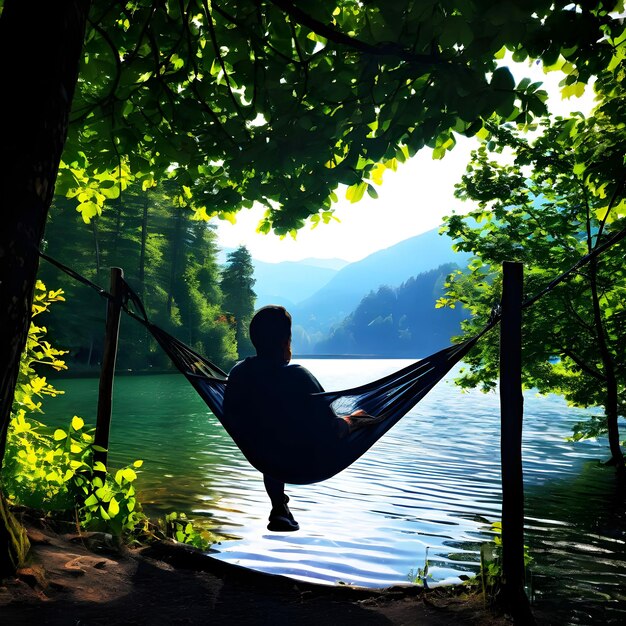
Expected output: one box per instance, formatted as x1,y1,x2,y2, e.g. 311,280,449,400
38,192,240,371
315,264,467,357
290,228,470,349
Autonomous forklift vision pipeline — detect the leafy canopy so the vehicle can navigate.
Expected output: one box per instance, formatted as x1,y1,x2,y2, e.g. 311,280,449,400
438,107,626,444
55,0,626,235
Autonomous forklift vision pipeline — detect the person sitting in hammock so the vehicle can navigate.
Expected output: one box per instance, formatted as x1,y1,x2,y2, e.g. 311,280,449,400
223,305,372,532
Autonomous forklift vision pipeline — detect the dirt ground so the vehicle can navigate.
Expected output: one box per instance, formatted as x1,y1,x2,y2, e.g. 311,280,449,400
0,514,512,626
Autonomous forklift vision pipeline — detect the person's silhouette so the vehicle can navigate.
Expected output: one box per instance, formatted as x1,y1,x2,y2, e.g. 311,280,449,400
223,306,317,530
224,305,373,531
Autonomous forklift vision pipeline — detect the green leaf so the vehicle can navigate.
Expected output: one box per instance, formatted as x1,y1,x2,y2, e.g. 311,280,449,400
432,146,446,160
561,82,586,99
491,67,515,91
100,184,120,200
345,181,367,203
84,493,99,507
108,497,120,517
439,15,474,48
76,201,100,223
494,46,507,60
121,468,137,482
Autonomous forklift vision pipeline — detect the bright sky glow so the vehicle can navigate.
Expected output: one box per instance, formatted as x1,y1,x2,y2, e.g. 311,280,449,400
214,62,596,264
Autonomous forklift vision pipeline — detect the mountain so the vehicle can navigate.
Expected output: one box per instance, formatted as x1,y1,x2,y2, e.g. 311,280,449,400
290,228,471,342
252,259,340,309
296,257,349,271
219,246,346,308
315,264,468,357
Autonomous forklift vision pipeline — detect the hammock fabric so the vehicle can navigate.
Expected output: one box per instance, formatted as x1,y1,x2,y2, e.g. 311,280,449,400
147,322,479,485
37,236,626,483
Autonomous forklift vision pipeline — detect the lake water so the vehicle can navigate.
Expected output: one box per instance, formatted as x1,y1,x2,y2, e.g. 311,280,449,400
49,359,625,624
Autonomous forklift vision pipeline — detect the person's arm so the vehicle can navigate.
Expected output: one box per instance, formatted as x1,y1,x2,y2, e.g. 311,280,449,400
287,364,325,394
342,409,383,432
288,365,378,432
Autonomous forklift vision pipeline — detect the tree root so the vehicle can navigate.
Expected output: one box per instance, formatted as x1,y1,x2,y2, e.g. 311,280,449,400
0,492,30,577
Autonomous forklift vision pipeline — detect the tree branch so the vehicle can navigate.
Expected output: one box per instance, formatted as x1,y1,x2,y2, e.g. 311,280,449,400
596,172,626,242
70,16,122,124
203,0,247,122
560,346,604,381
265,0,442,67
189,78,240,148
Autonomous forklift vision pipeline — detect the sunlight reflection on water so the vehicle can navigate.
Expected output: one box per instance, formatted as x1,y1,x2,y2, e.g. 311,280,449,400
52,360,626,623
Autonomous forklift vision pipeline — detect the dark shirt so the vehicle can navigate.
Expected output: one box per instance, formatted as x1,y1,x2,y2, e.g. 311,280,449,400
225,355,324,410
223,356,347,475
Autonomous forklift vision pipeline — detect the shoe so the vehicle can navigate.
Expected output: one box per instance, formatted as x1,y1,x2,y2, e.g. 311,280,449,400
267,499,299,532
267,515,300,532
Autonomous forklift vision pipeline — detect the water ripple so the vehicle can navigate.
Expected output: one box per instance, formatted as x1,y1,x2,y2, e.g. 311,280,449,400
51,361,626,624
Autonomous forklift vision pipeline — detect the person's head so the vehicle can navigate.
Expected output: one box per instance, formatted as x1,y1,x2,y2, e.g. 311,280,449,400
249,305,292,362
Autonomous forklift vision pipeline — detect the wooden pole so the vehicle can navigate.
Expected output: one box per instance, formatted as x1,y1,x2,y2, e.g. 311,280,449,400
94,267,124,477
500,261,533,620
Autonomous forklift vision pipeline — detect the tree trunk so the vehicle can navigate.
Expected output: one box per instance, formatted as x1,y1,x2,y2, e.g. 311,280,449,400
0,493,30,578
0,0,90,574
94,268,124,477
139,197,151,351
139,197,149,297
589,258,625,469
167,212,183,316
499,262,534,622
112,197,123,260
90,218,102,366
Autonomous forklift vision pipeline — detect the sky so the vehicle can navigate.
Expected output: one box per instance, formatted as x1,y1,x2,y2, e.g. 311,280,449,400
214,62,596,265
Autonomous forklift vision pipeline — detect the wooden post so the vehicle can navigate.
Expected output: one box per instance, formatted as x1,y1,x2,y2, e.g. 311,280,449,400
93,267,124,477
500,261,532,619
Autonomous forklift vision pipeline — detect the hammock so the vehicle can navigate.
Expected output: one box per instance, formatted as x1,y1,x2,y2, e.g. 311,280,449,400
38,224,626,484
147,322,479,485
34,251,486,484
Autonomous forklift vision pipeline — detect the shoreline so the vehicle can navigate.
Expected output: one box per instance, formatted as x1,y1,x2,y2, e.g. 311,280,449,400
1,509,510,625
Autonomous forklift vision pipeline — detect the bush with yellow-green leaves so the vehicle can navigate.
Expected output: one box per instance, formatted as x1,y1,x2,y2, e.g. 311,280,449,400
2,281,147,537
3,281,215,550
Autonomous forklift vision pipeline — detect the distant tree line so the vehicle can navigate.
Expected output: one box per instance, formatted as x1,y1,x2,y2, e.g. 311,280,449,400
38,193,256,372
316,264,468,357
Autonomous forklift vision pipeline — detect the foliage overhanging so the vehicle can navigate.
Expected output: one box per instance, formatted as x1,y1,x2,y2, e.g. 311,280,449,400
57,0,626,234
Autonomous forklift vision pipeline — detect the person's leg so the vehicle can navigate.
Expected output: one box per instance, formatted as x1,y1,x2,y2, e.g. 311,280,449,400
263,475,299,531
263,475,286,509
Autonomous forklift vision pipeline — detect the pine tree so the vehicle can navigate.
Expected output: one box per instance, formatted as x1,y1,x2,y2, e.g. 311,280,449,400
220,246,256,358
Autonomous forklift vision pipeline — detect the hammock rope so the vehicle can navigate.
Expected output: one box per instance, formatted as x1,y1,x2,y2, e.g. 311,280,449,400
145,319,480,483
521,224,626,310
37,223,626,483
36,250,487,483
